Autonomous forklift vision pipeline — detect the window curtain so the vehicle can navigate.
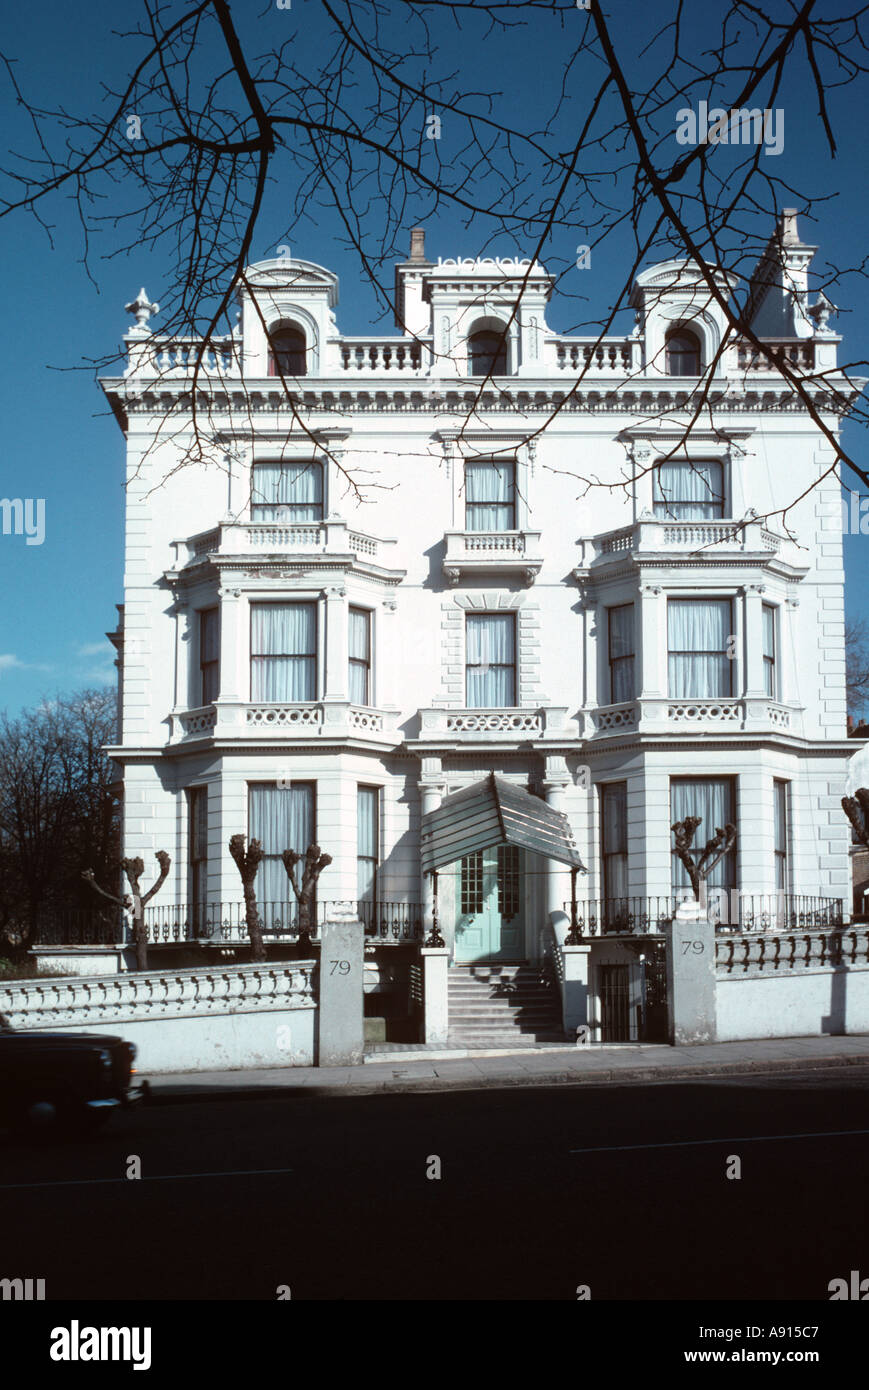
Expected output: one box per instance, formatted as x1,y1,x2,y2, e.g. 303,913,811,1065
466,614,516,707
774,781,788,891
667,599,731,698
465,461,515,531
251,603,316,701
670,779,735,892
601,783,628,900
763,604,776,697
249,784,314,908
357,787,379,904
348,608,371,705
653,461,723,519
200,609,219,703
608,605,635,703
251,462,323,521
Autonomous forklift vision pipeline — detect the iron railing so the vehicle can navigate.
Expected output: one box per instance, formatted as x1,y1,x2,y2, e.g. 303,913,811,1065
34,902,424,946
562,893,845,936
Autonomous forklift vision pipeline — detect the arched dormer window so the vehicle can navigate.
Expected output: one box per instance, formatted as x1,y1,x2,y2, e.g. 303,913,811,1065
665,327,701,376
268,324,307,377
468,321,508,376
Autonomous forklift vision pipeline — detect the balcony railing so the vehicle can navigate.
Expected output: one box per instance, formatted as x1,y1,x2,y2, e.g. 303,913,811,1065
168,701,398,744
586,517,782,566
179,519,394,567
416,705,575,742
551,339,641,374
734,339,816,372
562,893,844,936
145,901,423,944
442,529,543,585
587,697,796,736
336,338,431,373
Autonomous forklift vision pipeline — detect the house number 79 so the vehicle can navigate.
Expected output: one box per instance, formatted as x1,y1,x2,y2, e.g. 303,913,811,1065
329,959,351,974
681,941,705,954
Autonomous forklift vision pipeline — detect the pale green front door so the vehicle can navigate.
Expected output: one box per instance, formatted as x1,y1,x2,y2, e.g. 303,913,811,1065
454,845,524,962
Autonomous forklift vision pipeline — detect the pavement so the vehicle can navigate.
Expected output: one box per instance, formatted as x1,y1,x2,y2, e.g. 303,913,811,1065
146,1032,869,1100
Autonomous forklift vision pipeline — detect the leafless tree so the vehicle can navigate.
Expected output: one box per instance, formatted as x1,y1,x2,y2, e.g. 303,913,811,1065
671,816,737,903
842,788,869,852
282,843,332,956
228,833,266,961
0,0,867,517
82,851,171,971
846,619,869,719
0,689,120,955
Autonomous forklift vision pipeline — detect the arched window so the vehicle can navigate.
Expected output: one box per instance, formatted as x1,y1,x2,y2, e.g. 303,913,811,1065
665,327,701,376
468,323,508,376
268,324,307,377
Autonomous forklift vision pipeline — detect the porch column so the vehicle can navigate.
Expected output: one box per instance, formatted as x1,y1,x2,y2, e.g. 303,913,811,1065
541,755,572,931
418,756,446,940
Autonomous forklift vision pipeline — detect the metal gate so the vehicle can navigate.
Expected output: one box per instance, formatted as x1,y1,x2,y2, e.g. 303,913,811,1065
599,964,631,1041
639,943,668,1042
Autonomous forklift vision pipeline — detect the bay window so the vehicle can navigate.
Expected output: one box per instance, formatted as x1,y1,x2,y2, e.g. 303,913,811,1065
601,782,628,902
466,613,516,707
465,460,516,531
608,604,635,703
774,780,789,892
670,778,736,895
249,782,315,908
250,602,317,702
668,598,732,698
762,603,777,698
199,607,219,704
653,460,724,520
348,607,371,705
357,786,379,910
251,461,323,522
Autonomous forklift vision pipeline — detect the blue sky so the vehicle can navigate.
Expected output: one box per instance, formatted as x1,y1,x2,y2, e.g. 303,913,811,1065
0,0,866,716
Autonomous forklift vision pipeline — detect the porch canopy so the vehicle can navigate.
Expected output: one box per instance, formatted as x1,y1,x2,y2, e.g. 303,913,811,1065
420,773,586,874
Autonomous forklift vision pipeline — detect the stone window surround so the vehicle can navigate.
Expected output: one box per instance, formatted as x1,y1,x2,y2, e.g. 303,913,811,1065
623,431,753,519
436,430,536,531
217,430,351,521
433,591,545,709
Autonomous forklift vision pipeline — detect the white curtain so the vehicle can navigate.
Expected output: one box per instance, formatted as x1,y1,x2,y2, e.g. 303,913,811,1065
774,780,788,891
671,779,735,891
466,614,516,707
668,599,731,697
763,604,776,697
249,784,314,907
251,602,316,701
357,786,378,903
601,783,628,899
608,605,635,703
653,461,723,519
465,461,515,531
252,462,323,521
348,608,370,705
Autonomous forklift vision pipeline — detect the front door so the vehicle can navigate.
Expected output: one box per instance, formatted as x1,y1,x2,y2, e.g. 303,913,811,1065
454,845,524,962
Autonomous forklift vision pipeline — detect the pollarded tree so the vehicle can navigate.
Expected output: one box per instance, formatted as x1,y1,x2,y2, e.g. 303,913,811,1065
282,844,333,957
82,851,171,971
671,817,737,906
228,833,266,962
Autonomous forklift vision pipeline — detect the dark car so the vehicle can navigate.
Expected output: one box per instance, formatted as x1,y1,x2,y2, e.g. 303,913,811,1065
0,1011,148,1132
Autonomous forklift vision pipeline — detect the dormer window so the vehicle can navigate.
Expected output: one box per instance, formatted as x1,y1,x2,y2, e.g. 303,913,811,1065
665,327,701,376
468,322,508,376
268,324,307,377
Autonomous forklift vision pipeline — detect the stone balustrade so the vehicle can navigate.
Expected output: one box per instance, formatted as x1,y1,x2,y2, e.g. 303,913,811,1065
179,519,392,566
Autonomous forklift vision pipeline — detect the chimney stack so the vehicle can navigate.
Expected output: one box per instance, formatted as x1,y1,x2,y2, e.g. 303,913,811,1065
409,227,426,263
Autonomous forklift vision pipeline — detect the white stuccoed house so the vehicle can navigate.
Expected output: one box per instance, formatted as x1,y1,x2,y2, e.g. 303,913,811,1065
95,211,860,1049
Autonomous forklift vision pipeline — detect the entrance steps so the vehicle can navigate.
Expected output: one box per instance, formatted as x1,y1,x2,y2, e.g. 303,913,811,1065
447,962,567,1046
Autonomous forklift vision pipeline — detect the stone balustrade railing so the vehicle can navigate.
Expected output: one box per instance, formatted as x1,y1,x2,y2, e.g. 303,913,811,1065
0,960,316,1031
590,517,782,562
716,927,869,976
169,701,396,743
588,697,796,736
417,706,574,741
178,519,392,566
